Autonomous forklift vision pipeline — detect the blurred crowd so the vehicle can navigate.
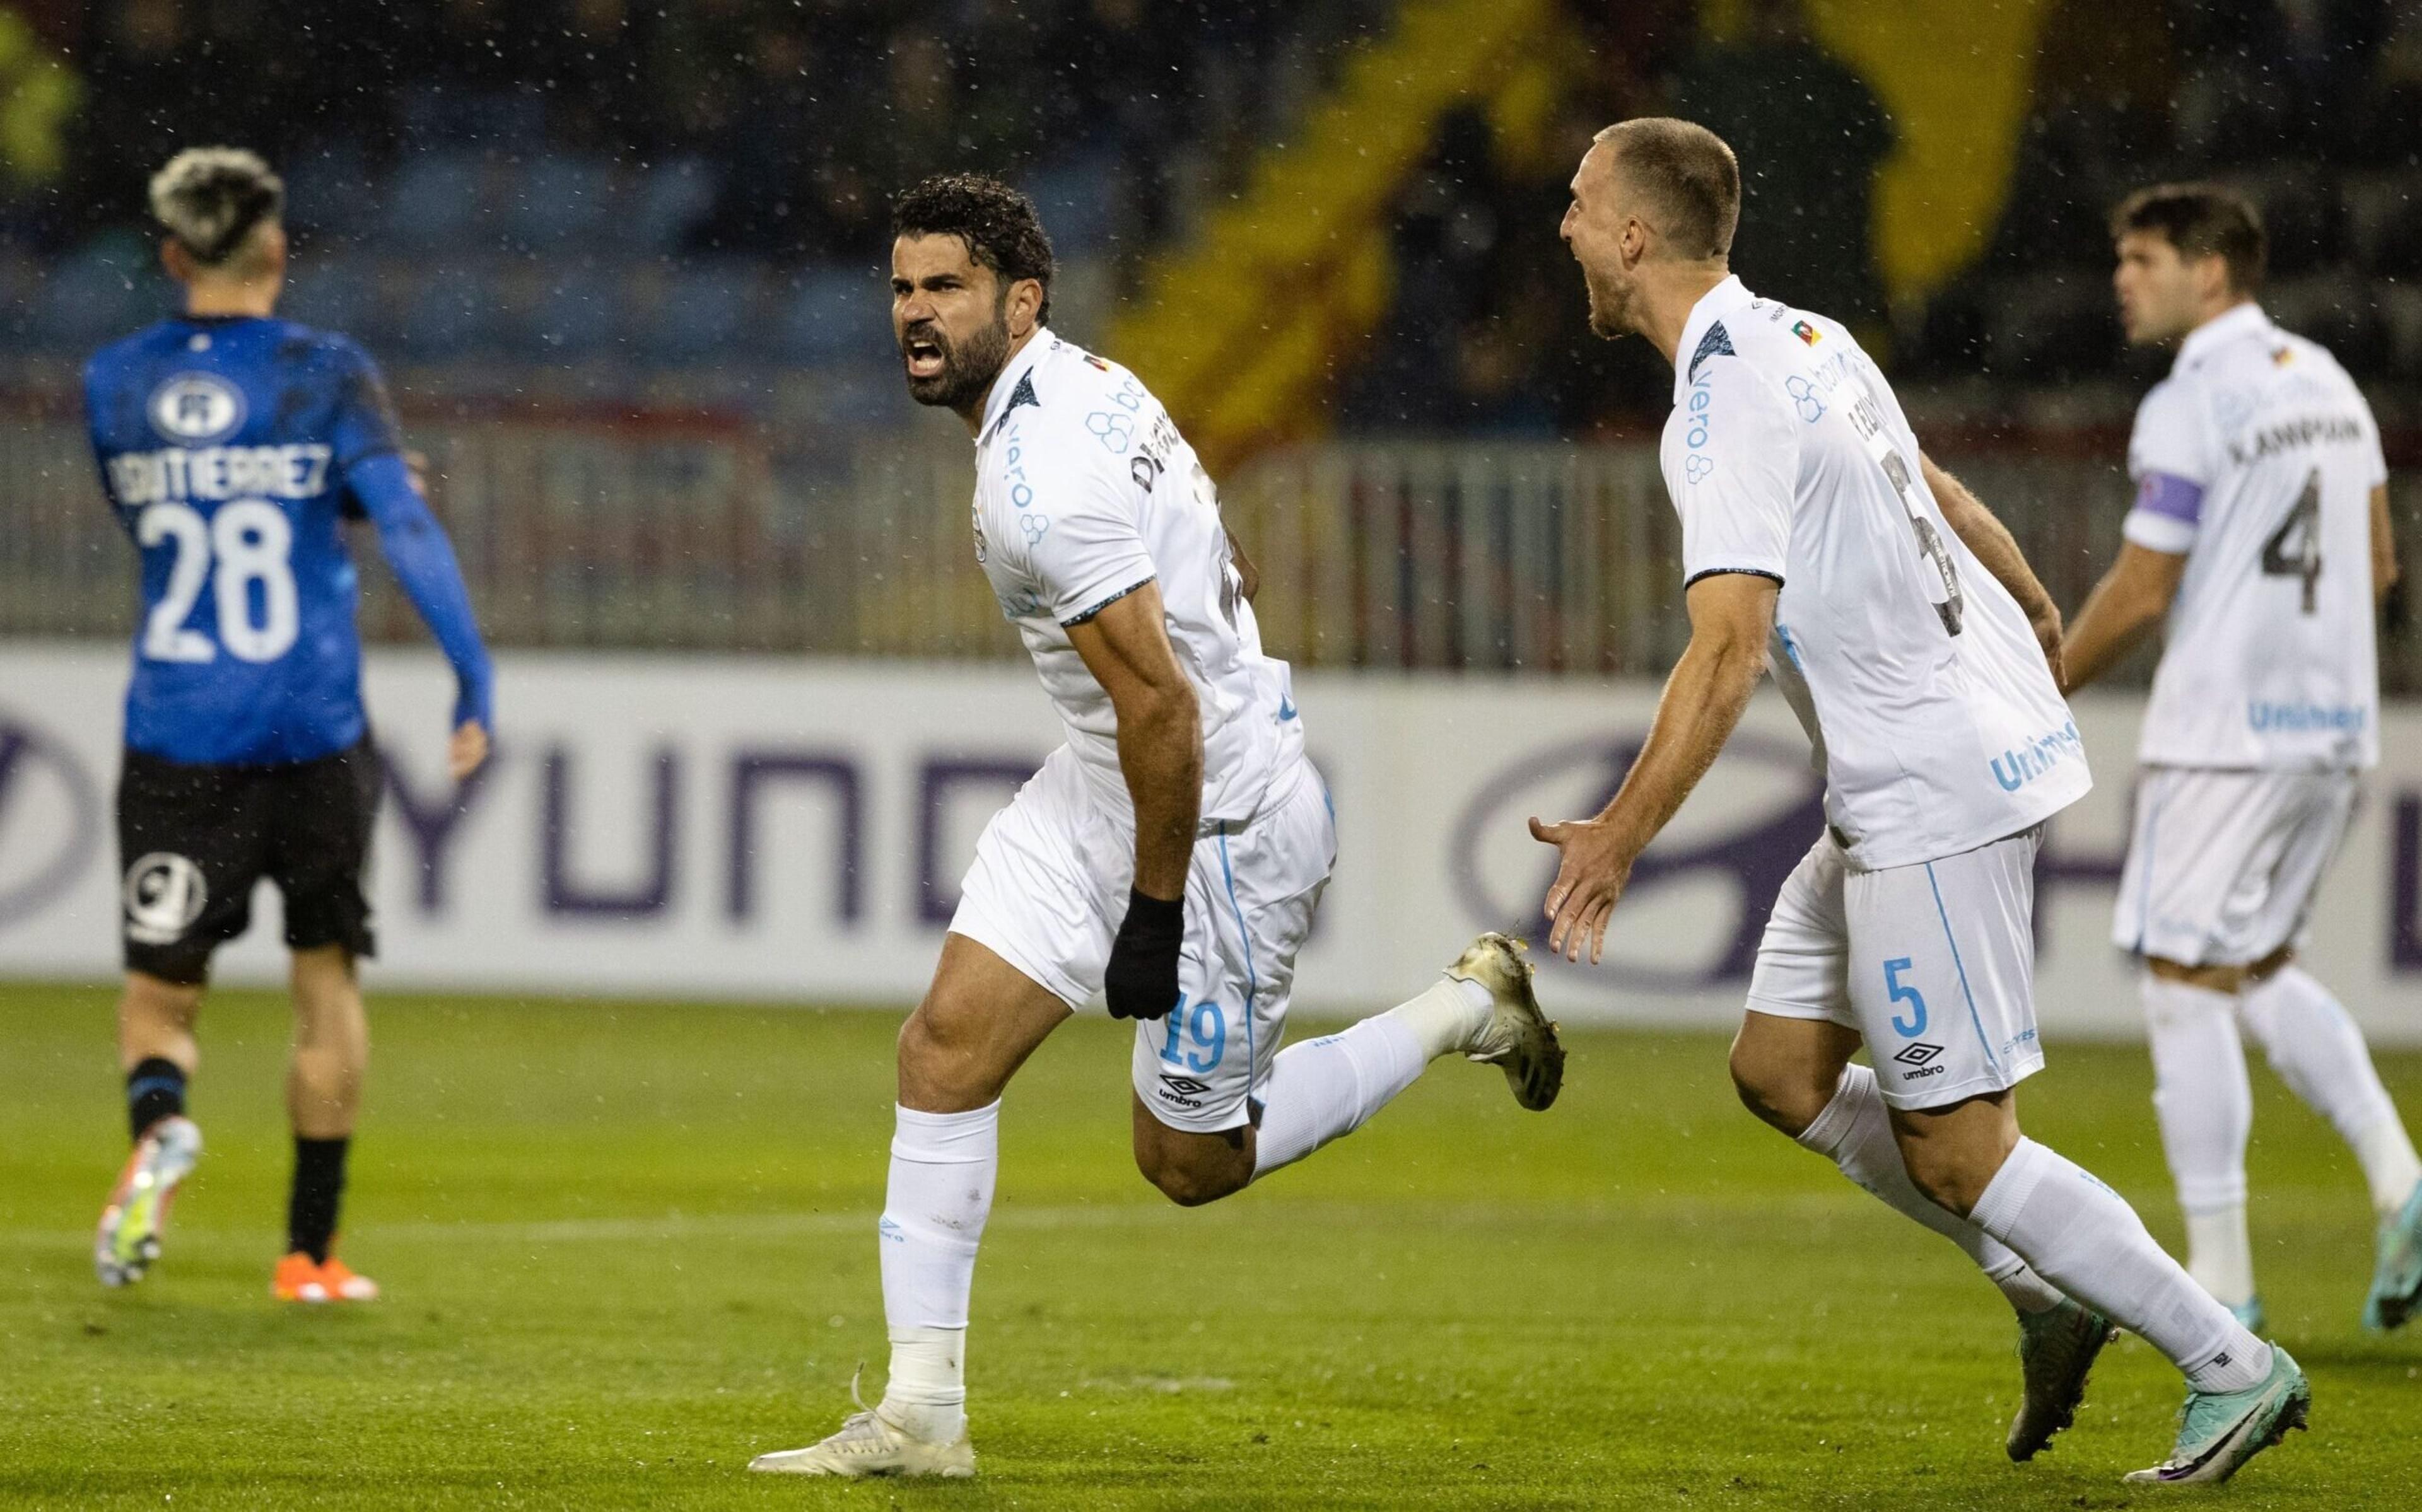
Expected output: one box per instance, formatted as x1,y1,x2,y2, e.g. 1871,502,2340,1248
1353,0,2422,435
4,0,1383,262
1,0,2417,433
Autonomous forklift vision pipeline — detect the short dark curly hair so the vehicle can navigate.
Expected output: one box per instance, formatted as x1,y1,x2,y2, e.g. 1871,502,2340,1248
892,173,1055,325
2111,183,2266,296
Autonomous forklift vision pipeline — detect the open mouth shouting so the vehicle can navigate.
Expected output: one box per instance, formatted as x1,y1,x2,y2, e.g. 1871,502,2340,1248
902,327,949,383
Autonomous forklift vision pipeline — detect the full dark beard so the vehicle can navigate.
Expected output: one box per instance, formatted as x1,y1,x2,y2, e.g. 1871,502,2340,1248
904,314,1012,412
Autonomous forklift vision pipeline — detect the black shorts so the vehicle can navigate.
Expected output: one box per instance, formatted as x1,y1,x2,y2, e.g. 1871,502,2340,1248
117,738,382,984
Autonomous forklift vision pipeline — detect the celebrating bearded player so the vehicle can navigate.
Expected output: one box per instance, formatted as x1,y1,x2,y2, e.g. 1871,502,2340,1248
2062,183,2422,1333
83,149,494,1303
749,174,1564,1479
1531,120,2305,1484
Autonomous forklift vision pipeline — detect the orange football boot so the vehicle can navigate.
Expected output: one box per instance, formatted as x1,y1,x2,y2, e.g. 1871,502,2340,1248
272,1251,331,1302
316,1254,380,1301
272,1250,382,1302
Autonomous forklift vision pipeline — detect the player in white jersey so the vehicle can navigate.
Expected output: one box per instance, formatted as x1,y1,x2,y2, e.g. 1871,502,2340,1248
2063,183,2422,1335
1533,120,2306,1485
749,174,1565,1480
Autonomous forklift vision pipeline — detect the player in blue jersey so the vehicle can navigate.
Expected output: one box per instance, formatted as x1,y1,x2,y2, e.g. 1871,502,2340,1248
84,148,494,1303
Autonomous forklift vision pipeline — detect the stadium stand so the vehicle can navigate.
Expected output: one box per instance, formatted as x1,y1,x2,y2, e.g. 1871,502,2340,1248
0,0,2412,689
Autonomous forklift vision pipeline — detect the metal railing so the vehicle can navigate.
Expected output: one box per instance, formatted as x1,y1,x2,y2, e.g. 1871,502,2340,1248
6,403,2413,689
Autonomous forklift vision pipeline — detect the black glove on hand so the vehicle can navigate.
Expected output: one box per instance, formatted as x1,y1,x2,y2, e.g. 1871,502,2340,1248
1104,888,1185,1021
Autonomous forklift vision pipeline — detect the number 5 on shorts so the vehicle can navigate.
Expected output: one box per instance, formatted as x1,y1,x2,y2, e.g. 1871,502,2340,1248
1883,957,1928,1037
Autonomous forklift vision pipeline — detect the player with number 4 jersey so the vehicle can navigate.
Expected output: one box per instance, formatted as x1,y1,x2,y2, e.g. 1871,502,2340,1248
81,148,494,1304
2066,183,2421,1339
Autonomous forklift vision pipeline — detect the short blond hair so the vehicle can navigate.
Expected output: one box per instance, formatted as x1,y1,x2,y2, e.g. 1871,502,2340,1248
1593,119,1740,260
149,146,284,268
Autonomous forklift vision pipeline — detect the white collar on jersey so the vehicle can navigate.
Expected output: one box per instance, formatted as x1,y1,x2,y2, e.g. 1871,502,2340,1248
2174,301,2272,370
974,325,1056,445
1670,274,1758,401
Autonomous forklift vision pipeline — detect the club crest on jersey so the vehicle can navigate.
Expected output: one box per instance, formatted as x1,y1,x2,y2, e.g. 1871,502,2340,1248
1791,320,1821,346
148,373,247,445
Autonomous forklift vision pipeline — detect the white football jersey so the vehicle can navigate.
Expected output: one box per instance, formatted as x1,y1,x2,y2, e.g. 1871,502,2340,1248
969,330,1299,825
1659,277,2090,871
2124,303,2385,771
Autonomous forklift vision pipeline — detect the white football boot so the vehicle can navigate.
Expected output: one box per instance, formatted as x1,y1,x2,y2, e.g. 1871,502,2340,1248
750,1377,974,1479
1446,933,1565,1111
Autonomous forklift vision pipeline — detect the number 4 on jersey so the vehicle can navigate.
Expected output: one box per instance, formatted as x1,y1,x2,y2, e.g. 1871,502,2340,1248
2260,468,2322,614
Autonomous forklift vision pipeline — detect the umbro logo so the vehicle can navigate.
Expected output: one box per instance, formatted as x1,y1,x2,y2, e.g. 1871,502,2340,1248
1159,1075,1213,1097
1892,1042,1945,1067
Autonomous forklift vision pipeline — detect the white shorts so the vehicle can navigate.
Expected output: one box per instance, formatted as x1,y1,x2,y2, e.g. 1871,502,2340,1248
2114,766,2358,968
949,745,1335,1133
1746,828,2047,1111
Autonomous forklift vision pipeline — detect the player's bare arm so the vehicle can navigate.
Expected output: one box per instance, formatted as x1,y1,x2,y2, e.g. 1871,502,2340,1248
2374,482,2400,605
1226,530,1260,603
2060,543,2187,692
1530,571,1774,963
1922,453,2063,683
1066,579,1202,1021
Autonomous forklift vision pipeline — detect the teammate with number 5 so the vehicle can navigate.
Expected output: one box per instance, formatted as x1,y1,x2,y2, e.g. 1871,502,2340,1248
81,148,494,1303
2065,184,2422,1335
1534,121,2306,1485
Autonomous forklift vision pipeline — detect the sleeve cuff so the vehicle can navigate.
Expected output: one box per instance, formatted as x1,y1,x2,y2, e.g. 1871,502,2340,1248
2122,509,2197,555
1683,566,1786,590
1058,573,1157,627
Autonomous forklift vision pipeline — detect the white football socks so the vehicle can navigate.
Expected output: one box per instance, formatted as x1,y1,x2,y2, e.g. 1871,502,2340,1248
877,1100,999,1439
2240,964,2422,1216
1398,974,1498,1059
1250,977,1490,1179
1971,1137,2271,1394
2184,1209,2257,1311
1796,1064,2064,1314
2141,975,2257,1306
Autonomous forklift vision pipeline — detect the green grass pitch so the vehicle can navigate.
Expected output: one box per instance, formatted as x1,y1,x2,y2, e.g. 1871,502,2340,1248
2,981,2416,1510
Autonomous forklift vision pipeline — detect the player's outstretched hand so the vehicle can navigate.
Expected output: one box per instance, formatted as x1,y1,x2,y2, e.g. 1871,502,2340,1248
1528,815,1634,965
1105,888,1185,1020
449,720,489,782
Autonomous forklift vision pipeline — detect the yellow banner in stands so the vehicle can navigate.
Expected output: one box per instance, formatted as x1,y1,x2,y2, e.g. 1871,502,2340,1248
1710,0,2059,303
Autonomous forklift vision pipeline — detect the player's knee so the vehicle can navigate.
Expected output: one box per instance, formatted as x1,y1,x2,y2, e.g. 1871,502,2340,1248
2245,943,2296,984
1134,1144,1248,1207
122,972,202,1031
1728,1040,1829,1137
1897,1139,1995,1218
895,1008,952,1085
1130,1115,1253,1207
896,1003,1001,1110
2146,955,2244,994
